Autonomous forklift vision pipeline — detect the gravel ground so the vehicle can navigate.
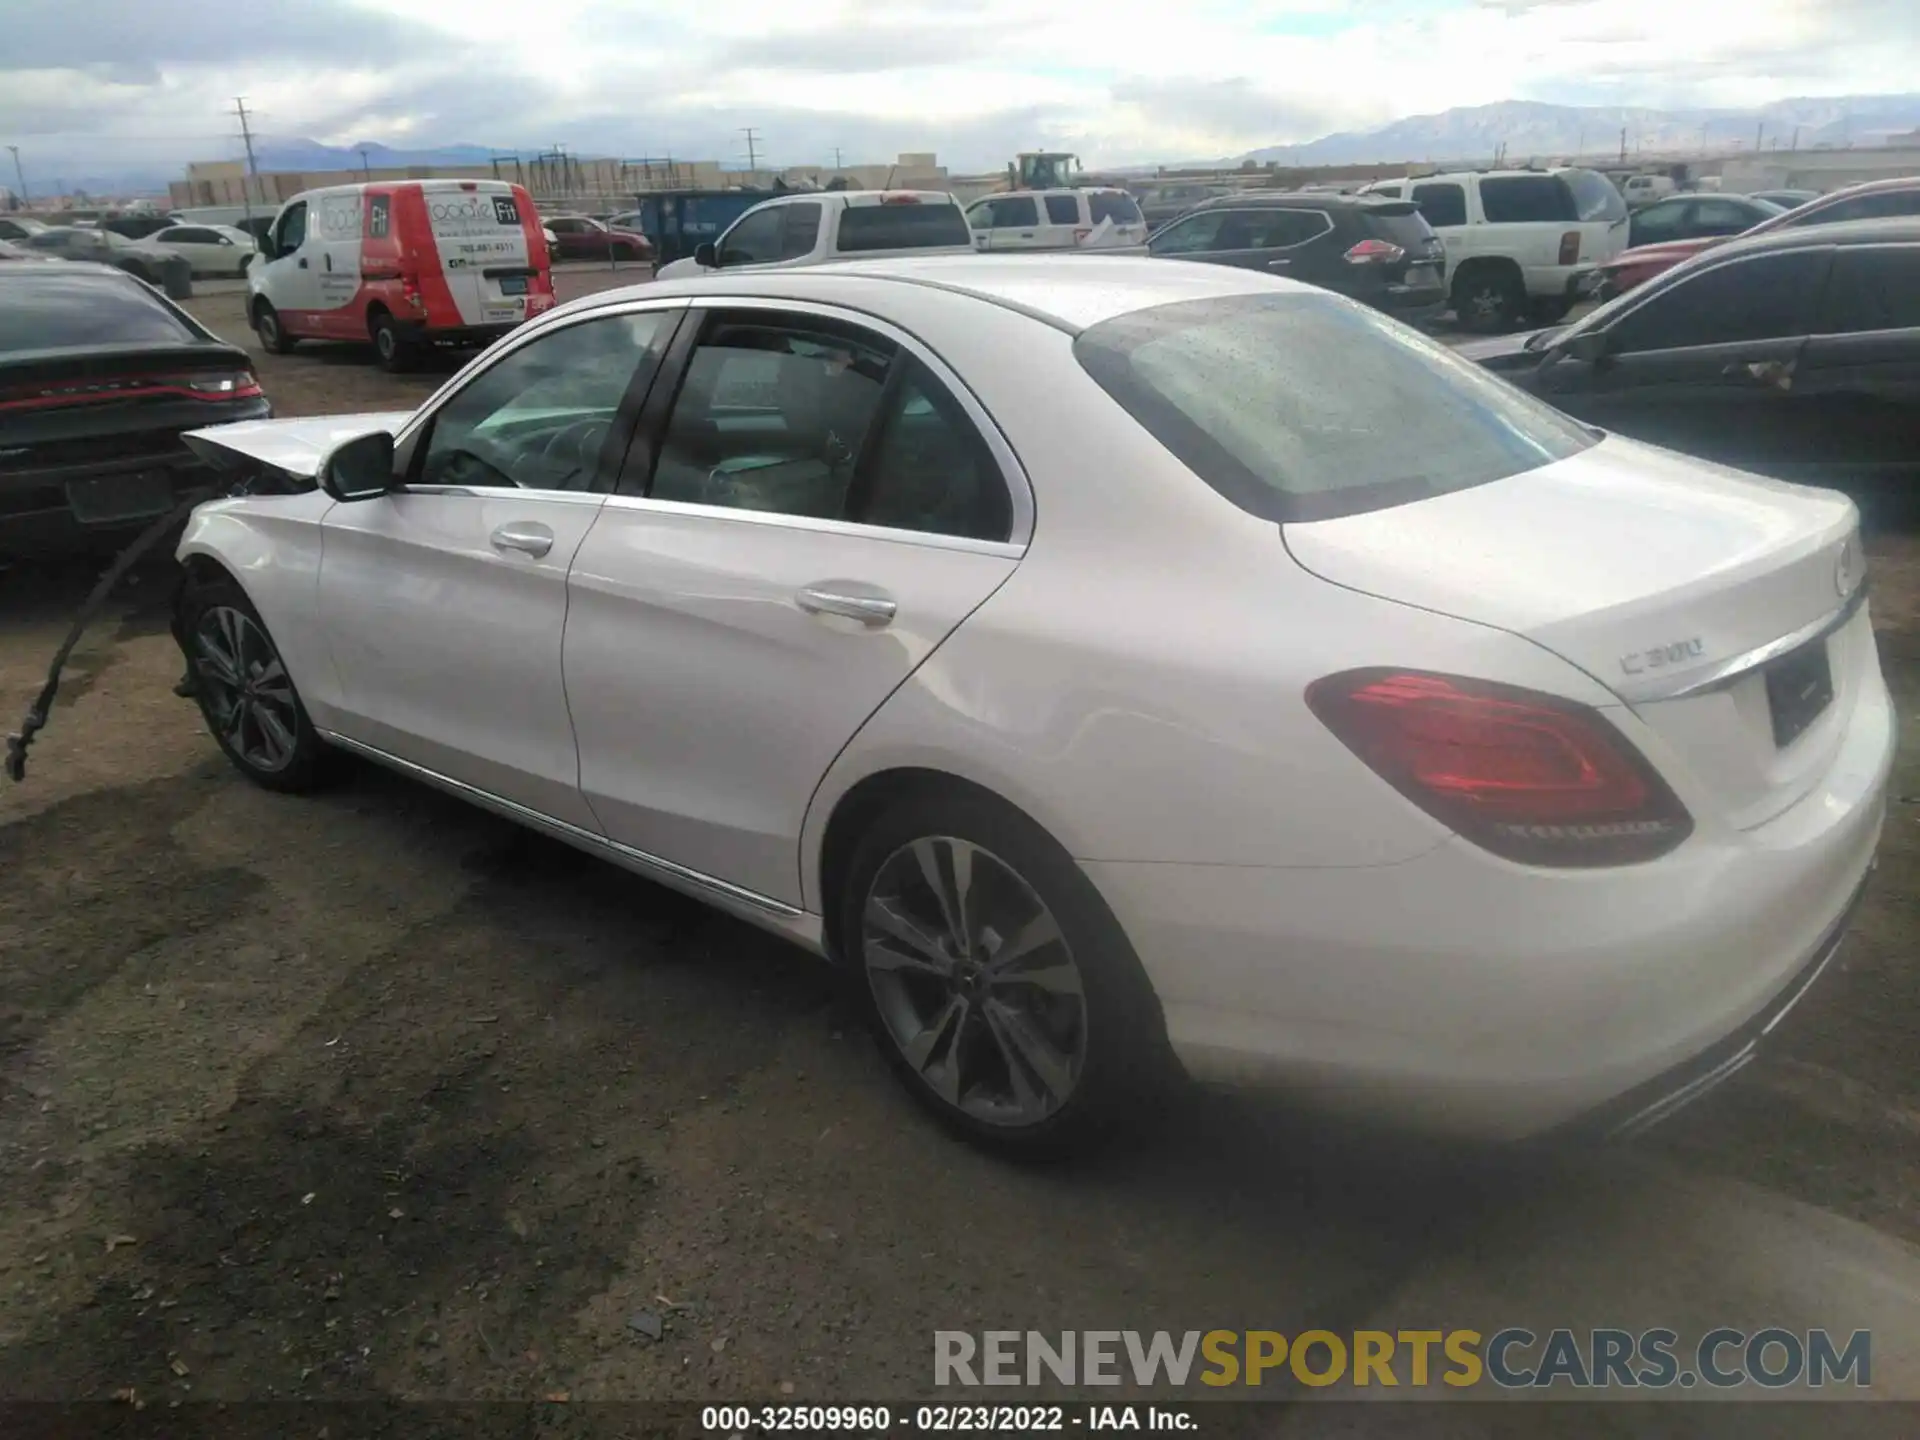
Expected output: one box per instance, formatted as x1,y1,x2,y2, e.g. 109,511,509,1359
0,286,1915,1418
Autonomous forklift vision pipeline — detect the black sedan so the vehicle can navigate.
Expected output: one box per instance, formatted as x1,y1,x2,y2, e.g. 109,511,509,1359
1625,193,1783,249
1460,218,1920,489
0,263,270,562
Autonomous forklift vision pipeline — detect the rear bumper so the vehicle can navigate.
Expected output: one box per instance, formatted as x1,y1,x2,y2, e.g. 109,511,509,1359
1086,676,1895,1141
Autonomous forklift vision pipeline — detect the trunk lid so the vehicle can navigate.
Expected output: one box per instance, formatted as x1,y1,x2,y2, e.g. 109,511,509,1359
182,411,413,481
1284,435,1868,831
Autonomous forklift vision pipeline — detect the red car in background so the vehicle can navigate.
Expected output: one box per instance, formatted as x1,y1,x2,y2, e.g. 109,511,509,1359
543,214,654,263
1596,175,1920,297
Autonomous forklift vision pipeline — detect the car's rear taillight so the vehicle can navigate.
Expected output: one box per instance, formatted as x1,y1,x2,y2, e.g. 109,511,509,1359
181,371,263,399
1305,669,1692,867
1344,238,1405,265
401,271,426,311
1559,231,1581,265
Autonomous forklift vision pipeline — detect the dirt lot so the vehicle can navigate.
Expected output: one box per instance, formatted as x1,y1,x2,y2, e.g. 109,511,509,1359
1,285,1917,1419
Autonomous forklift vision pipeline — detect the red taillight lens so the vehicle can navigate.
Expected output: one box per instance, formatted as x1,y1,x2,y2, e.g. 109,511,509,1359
1344,238,1405,265
401,271,426,310
880,194,921,205
181,371,263,400
1305,669,1692,867
1559,230,1581,265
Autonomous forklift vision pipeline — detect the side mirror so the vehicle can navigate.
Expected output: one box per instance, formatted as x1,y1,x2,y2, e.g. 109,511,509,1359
694,241,718,269
1562,329,1612,365
320,431,396,501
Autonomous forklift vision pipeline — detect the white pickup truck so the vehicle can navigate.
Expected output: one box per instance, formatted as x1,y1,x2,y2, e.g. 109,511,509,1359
654,191,977,280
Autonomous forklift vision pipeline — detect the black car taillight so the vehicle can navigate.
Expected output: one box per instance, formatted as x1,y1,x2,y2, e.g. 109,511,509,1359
1343,238,1405,265
1306,669,1692,867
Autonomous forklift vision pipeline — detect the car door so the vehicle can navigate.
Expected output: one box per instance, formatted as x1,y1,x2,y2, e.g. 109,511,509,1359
564,300,1027,906
152,226,212,273
1145,208,1233,261
1229,208,1339,286
318,304,683,828
979,195,1043,251
1794,241,1920,486
1536,246,1830,473
258,201,322,330
1041,193,1082,248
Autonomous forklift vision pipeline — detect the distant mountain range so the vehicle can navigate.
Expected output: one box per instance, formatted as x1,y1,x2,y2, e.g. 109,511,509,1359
1234,94,1920,167
245,138,512,173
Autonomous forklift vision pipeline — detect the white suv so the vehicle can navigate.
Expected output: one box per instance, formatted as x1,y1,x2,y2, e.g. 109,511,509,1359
964,188,1149,252
1362,168,1629,331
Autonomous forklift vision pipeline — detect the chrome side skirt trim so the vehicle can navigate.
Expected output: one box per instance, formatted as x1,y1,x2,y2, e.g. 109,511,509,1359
1620,581,1868,704
317,731,820,940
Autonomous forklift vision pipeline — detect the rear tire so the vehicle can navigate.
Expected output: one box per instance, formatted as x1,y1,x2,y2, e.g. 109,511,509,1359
177,576,331,793
370,312,416,373
838,791,1171,1155
253,301,297,355
1452,264,1526,333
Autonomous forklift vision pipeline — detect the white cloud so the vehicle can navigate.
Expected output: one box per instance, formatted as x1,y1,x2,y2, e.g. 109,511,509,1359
3,0,1915,189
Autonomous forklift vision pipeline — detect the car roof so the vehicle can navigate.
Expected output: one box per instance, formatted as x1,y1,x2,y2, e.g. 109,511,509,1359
1695,215,1920,263
1188,190,1403,212
581,254,1298,335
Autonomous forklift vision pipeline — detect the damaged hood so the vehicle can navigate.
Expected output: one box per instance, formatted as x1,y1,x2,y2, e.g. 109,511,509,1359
182,411,414,480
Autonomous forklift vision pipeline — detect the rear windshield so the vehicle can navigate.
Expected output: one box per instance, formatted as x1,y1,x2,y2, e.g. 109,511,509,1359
836,202,971,253
1479,175,1579,224
1074,292,1597,523
1090,193,1144,225
1362,206,1438,252
0,271,196,354
1562,168,1627,223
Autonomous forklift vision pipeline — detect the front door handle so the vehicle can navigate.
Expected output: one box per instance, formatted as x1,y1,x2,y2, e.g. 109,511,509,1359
490,521,554,557
1266,258,1291,268
297,257,309,269
1724,359,1794,389
795,585,897,626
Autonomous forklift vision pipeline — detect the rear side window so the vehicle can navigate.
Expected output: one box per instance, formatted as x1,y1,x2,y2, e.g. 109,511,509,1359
1563,168,1627,223
1817,247,1920,333
1796,189,1920,225
1410,183,1467,228
1090,193,1144,225
1222,209,1329,249
837,201,972,252
854,357,1011,542
1074,292,1597,523
0,272,196,353
1045,195,1079,224
1479,176,1577,224
1364,206,1438,252
1606,251,1825,353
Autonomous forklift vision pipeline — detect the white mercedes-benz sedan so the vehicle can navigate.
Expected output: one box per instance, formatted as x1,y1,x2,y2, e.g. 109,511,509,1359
175,256,1893,1151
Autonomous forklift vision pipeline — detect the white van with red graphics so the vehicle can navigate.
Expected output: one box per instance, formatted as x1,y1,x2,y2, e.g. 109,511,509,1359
247,180,555,372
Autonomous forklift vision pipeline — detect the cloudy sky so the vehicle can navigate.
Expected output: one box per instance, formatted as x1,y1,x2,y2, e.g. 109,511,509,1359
5,0,1917,183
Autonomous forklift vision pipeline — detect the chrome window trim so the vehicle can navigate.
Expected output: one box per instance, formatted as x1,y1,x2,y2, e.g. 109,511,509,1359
1231,207,1334,249
1618,579,1868,704
392,297,695,447
669,294,1036,547
597,491,1025,559
393,483,608,506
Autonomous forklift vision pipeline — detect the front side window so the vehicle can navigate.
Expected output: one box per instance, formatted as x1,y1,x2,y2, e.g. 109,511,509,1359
983,196,1038,228
1630,199,1689,244
1411,183,1467,229
1605,251,1824,353
1149,210,1231,255
415,312,670,492
1075,292,1596,523
1816,247,1920,334
1478,176,1577,224
274,202,308,253
1690,198,1763,236
718,206,786,265
647,315,895,517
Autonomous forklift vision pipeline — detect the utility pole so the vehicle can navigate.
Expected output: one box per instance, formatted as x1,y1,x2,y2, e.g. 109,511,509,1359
1791,125,1802,151
1755,121,1765,153
1619,127,1627,164
833,146,843,170
357,145,372,179
233,96,261,232
5,145,26,207
741,127,762,174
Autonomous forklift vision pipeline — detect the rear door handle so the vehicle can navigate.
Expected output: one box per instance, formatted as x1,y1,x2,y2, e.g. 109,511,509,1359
490,521,554,557
1266,258,1291,268
795,585,897,626
1724,359,1794,389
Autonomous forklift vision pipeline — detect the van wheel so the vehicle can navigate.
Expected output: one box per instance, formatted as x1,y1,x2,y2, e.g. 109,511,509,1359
253,301,297,355
1452,264,1526,334
370,313,416,373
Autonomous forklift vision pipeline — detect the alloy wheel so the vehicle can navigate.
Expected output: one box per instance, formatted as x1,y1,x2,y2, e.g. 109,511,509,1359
193,606,300,773
861,836,1089,1128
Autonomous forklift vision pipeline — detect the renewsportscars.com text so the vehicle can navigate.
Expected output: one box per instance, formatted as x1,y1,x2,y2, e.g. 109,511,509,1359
933,1328,1871,1390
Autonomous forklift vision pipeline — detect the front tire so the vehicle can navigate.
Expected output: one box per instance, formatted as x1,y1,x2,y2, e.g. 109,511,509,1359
839,792,1168,1154
178,577,330,792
